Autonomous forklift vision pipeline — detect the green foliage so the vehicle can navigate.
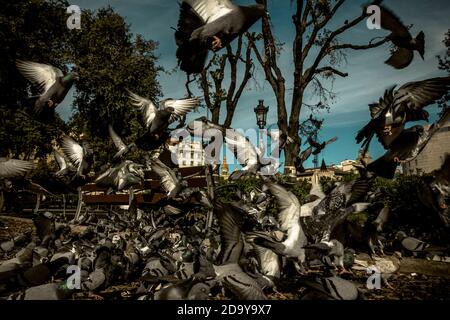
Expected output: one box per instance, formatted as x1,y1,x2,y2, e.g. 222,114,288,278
0,0,70,158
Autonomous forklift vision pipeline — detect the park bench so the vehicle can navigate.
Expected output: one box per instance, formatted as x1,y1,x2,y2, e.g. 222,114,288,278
75,166,210,219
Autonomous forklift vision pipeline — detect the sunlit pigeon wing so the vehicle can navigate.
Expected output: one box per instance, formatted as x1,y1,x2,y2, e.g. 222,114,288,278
184,0,236,24
127,90,158,128
225,130,258,167
108,125,127,153
215,202,244,265
163,97,200,123
16,60,63,94
61,136,84,167
0,158,34,178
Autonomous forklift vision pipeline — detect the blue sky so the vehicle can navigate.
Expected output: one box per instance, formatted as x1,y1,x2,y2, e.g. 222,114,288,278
58,0,450,167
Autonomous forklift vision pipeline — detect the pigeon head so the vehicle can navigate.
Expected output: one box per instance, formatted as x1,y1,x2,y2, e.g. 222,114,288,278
395,231,407,241
63,72,79,83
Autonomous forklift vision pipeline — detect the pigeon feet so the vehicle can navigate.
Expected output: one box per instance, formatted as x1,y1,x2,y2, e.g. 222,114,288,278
211,36,223,51
383,125,392,136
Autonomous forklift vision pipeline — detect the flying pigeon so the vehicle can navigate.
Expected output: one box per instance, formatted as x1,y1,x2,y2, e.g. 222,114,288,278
307,136,338,156
174,0,266,74
247,180,308,265
16,60,78,115
60,135,94,180
128,90,200,143
367,110,450,179
356,77,450,152
53,150,75,178
95,160,145,192
377,5,425,69
295,145,314,174
108,125,137,162
0,158,34,179
213,201,267,300
150,158,184,199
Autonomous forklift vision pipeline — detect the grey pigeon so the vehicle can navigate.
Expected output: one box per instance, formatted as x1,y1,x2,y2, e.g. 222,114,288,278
95,160,144,192
356,77,450,154
128,90,200,142
300,276,361,300
368,110,450,179
377,5,425,69
247,180,307,264
175,0,266,74
108,125,137,161
16,60,78,115
395,231,447,256
150,158,184,199
307,136,338,156
60,135,94,180
213,201,267,300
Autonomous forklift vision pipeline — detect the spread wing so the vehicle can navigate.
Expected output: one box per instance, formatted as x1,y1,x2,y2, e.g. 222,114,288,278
127,90,158,128
215,201,243,265
265,181,301,237
225,130,258,168
53,151,67,171
162,97,200,123
108,125,127,152
61,136,84,167
394,77,450,120
150,159,179,196
307,136,322,149
16,60,63,94
0,159,34,178
325,136,338,145
183,0,235,24
379,5,411,38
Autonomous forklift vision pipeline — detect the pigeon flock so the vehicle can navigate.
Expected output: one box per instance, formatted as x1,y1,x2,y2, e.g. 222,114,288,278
1,0,450,301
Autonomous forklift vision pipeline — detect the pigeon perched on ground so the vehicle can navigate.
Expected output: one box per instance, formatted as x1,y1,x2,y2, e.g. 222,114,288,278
299,275,362,300
0,158,34,179
356,77,450,153
108,125,137,162
174,0,266,74
394,231,447,257
377,5,425,69
367,110,450,179
60,135,94,180
16,60,78,115
213,201,267,300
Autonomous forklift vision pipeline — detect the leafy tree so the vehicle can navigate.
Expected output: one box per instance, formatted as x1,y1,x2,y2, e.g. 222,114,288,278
249,0,391,167
0,0,70,158
437,30,450,115
67,7,163,169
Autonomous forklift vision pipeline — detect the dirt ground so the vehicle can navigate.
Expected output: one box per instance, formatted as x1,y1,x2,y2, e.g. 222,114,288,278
1,215,450,300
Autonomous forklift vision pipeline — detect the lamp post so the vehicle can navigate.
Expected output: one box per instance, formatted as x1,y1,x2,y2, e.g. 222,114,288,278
254,100,269,157
254,100,269,130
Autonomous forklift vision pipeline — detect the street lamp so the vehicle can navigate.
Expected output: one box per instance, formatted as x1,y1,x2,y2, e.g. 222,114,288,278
254,100,269,129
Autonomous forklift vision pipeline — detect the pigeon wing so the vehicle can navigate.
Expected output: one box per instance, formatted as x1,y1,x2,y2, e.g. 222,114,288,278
184,0,235,24
16,60,63,94
61,136,84,167
215,202,244,265
395,77,450,117
379,5,411,38
385,46,414,70
108,125,127,152
225,131,258,167
53,151,67,171
150,159,178,196
163,98,200,123
127,90,158,128
0,159,34,178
